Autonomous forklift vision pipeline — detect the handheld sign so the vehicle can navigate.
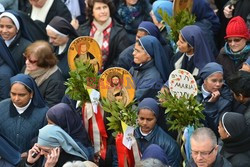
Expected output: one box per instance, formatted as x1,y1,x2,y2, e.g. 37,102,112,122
99,67,135,106
168,69,198,98
68,36,102,73
173,0,193,16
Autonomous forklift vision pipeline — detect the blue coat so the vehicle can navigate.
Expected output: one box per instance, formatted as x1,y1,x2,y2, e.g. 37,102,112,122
134,125,181,167
129,60,164,101
0,99,48,152
196,83,233,136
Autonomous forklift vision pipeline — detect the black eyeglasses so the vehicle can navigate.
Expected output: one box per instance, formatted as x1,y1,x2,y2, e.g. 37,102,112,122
191,147,215,157
226,38,243,43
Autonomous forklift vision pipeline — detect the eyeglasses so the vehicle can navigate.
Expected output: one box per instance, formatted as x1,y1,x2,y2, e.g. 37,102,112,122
191,147,215,157
226,38,243,44
23,54,38,64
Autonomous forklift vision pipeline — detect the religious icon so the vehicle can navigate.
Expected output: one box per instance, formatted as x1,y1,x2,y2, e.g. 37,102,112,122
99,67,135,106
173,0,193,16
68,36,102,73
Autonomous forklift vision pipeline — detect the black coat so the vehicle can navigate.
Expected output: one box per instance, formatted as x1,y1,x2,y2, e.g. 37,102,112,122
8,32,31,71
38,69,66,108
77,19,130,70
22,0,71,26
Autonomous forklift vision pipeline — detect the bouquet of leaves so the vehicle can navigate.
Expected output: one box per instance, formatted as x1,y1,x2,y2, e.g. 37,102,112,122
65,60,99,105
101,98,137,137
158,91,204,144
158,9,196,43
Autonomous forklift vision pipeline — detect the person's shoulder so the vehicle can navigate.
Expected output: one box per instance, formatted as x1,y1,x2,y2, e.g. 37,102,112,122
0,98,11,106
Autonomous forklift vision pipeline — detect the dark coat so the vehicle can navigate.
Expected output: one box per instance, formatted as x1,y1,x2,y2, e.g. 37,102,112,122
38,69,66,108
196,83,233,136
221,149,250,167
187,154,232,167
129,60,164,102
216,47,250,81
78,19,130,70
170,52,200,78
0,63,14,101
0,99,48,152
134,125,181,167
54,40,72,81
23,0,71,26
8,32,31,71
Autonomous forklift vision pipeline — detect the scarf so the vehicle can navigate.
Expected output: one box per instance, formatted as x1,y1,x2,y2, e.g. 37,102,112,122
90,18,112,71
224,43,250,64
25,65,58,86
117,2,141,28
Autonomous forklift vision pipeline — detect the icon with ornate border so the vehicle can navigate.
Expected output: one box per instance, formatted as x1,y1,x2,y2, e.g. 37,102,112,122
99,67,135,106
168,69,198,98
68,36,102,73
173,0,193,16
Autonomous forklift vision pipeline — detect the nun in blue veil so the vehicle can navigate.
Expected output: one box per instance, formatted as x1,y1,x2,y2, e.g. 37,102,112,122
171,25,215,78
130,35,171,101
117,21,172,71
0,74,48,153
46,103,94,160
0,37,18,101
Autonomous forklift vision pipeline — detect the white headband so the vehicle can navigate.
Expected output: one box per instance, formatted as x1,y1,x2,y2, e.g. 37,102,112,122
0,12,20,30
46,25,68,37
221,112,231,136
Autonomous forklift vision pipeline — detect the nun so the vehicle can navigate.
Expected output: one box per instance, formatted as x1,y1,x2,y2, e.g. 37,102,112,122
141,144,169,167
46,103,93,160
134,98,181,167
22,124,88,166
218,112,250,166
0,10,32,70
117,21,173,70
46,16,79,80
197,62,233,136
130,35,171,101
0,74,48,153
0,37,18,101
171,25,215,78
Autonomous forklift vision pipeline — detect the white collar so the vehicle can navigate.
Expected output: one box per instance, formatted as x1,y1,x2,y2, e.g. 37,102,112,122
58,43,67,54
13,99,32,114
139,127,152,136
4,35,16,47
201,84,211,99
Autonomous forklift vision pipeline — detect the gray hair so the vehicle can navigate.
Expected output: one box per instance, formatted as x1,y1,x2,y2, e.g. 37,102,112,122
63,161,97,167
136,158,168,167
191,127,217,147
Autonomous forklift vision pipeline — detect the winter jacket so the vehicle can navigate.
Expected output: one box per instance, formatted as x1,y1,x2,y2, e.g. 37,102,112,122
134,125,181,167
129,60,164,101
0,99,48,152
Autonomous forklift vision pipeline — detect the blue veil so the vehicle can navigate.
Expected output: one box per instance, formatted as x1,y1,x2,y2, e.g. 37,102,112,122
10,74,46,108
180,25,214,70
138,35,171,81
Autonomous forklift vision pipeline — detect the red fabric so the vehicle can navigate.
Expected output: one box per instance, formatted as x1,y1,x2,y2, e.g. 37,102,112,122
225,16,249,39
81,103,107,159
116,134,135,167
96,105,107,159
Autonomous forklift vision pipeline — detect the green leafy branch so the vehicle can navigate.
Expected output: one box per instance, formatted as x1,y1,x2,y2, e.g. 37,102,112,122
101,98,137,137
158,9,196,43
158,91,204,131
65,60,99,105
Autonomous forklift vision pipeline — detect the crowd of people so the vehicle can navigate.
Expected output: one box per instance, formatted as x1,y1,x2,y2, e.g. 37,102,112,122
0,0,249,166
